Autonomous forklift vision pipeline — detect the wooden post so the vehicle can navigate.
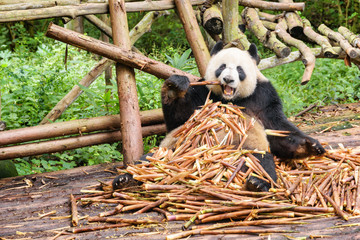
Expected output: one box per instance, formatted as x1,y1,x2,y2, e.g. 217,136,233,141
222,0,250,50
174,0,210,77
109,0,143,166
100,14,113,111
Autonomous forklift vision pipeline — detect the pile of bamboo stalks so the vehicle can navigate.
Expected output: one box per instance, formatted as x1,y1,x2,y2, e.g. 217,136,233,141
71,101,360,239
127,99,275,189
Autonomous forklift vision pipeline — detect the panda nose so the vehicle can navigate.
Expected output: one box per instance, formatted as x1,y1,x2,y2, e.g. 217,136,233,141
223,76,234,84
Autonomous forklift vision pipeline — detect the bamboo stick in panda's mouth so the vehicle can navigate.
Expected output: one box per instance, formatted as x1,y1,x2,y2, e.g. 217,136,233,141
190,81,221,86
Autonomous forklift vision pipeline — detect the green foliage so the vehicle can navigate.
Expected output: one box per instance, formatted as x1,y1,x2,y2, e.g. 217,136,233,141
263,59,360,116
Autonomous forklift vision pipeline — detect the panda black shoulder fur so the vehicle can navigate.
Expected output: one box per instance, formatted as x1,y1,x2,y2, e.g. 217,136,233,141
161,41,325,160
160,111,277,192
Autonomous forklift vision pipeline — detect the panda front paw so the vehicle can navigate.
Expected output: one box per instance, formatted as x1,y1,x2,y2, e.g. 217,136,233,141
112,173,142,190
246,176,271,192
164,75,190,98
293,136,325,158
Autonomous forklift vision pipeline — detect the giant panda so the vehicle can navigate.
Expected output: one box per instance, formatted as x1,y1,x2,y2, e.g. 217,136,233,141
161,41,325,160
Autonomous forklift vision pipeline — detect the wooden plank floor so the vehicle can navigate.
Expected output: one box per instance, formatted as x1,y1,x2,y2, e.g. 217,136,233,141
1,103,360,239
2,156,360,240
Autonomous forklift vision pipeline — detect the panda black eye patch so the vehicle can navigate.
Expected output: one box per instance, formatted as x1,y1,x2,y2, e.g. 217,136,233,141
237,66,246,81
215,64,226,78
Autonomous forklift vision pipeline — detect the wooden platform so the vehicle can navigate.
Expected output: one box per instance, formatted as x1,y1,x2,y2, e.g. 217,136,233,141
1,103,360,240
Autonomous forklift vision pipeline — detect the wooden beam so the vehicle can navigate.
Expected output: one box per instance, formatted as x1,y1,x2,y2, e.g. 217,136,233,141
0,0,207,23
0,109,164,147
238,0,305,12
0,124,166,161
109,0,143,165
45,23,200,82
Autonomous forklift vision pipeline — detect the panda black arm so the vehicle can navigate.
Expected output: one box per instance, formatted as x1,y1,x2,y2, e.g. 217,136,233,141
161,75,210,132
241,82,325,159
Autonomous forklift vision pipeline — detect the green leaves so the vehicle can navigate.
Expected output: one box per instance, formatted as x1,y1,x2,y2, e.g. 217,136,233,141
165,48,194,71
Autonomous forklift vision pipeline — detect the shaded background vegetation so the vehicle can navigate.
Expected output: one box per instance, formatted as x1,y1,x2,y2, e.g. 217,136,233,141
0,0,359,175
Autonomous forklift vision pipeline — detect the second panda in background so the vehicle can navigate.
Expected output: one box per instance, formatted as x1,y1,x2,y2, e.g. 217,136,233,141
161,41,325,161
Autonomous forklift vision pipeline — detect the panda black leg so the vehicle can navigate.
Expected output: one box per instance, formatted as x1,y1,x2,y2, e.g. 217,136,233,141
112,152,153,190
245,153,277,192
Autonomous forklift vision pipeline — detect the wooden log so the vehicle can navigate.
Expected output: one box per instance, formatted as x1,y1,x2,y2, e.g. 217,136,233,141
0,109,163,147
175,0,210,77
202,4,223,35
109,0,143,165
275,18,315,84
0,124,166,160
101,14,113,105
243,8,290,58
0,0,80,11
40,58,113,124
0,0,207,22
278,0,303,38
222,0,250,50
84,14,112,38
338,26,360,48
318,24,359,59
302,18,338,58
258,47,357,71
238,0,305,11
45,23,200,82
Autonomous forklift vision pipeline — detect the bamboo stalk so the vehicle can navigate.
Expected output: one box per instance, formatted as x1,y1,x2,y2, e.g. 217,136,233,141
73,223,130,233
70,194,79,227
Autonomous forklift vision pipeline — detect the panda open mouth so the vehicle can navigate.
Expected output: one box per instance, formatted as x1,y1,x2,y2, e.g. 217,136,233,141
222,85,235,96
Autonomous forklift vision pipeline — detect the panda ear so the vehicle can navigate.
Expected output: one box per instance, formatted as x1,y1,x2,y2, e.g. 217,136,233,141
248,43,260,65
210,41,224,56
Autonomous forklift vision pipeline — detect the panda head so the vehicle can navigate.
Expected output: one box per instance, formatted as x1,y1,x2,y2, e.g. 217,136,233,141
205,41,265,100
